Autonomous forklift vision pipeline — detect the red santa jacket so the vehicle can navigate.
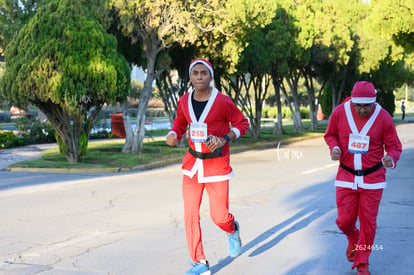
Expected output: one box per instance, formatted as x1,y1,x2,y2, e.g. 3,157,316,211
324,101,402,189
169,88,249,183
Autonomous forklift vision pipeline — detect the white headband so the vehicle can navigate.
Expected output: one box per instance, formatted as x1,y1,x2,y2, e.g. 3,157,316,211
189,58,214,79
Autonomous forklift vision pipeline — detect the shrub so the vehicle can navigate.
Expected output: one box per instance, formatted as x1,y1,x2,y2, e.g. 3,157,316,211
146,108,166,117
320,84,333,118
262,106,278,118
267,107,278,118
0,131,19,149
90,130,109,139
14,117,56,144
300,107,310,119
377,90,395,117
282,106,292,119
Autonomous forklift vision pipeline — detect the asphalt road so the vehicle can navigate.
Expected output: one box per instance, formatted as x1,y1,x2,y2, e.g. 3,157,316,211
0,122,413,275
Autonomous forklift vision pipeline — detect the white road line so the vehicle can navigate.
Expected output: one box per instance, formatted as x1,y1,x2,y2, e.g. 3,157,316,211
302,163,338,174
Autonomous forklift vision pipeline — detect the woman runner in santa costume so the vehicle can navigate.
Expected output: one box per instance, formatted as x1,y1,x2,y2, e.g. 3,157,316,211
166,58,249,275
324,81,402,275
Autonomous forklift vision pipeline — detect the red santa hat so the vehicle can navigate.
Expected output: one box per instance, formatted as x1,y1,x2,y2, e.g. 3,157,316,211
189,58,214,79
351,81,377,104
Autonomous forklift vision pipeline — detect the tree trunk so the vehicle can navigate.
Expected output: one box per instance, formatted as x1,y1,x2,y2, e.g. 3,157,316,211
270,73,285,135
285,75,304,132
310,106,318,130
132,59,157,153
307,85,318,131
157,70,187,148
157,72,179,129
280,82,304,131
36,103,86,163
273,112,284,135
121,101,134,153
59,131,81,163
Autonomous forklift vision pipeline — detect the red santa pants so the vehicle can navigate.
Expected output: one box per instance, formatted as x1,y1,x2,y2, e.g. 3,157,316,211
182,175,236,263
335,187,383,267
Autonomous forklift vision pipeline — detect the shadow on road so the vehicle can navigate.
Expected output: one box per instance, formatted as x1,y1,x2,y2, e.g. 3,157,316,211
211,180,335,274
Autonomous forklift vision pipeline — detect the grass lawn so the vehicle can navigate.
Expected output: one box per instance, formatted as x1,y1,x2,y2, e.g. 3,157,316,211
8,120,327,170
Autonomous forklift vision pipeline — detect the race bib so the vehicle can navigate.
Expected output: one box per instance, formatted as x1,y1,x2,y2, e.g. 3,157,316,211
190,123,208,143
348,134,370,154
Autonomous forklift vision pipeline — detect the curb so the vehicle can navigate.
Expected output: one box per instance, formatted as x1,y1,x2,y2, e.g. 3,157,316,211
6,134,324,173
7,167,122,173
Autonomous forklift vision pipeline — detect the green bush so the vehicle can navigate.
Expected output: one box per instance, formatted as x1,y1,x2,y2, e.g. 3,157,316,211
0,131,19,149
256,105,310,119
146,108,166,118
90,130,109,139
14,117,56,144
79,131,88,158
261,106,278,118
56,134,68,155
261,106,270,118
300,107,310,119
282,106,292,119
377,90,395,117
320,84,333,118
268,107,277,118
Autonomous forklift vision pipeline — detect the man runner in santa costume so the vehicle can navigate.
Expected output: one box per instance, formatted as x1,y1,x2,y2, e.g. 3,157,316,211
166,58,249,275
324,81,402,275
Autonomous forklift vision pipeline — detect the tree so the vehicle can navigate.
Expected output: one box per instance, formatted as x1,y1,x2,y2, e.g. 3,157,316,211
0,0,130,162
110,0,200,153
308,0,364,112
214,0,278,138
0,0,110,52
361,0,413,108
0,0,46,105
293,0,322,130
264,5,298,135
156,43,195,123
0,0,45,52
368,52,409,116
237,16,281,138
367,0,413,56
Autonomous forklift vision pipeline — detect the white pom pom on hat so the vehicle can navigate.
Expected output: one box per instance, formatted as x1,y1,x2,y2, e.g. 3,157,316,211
189,58,214,79
351,81,377,104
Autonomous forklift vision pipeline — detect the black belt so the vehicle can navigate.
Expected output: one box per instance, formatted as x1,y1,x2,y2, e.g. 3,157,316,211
340,162,383,177
188,147,222,159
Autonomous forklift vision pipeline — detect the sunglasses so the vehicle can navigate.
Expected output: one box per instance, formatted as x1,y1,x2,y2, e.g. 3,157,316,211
353,103,373,110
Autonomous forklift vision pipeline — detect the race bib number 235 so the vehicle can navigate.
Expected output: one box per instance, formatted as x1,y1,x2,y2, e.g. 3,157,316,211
190,123,208,143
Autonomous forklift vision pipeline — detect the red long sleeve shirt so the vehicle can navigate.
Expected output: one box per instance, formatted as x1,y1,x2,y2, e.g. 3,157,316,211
324,101,402,189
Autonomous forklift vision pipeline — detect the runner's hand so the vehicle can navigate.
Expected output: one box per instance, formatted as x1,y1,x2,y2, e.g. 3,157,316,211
331,147,341,161
166,132,178,146
206,135,226,152
382,155,394,168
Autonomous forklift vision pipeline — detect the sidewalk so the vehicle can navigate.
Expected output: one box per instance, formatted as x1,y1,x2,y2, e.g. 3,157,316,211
0,143,55,170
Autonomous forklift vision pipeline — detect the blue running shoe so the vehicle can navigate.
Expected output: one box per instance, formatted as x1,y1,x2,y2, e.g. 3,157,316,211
184,260,211,275
228,221,242,257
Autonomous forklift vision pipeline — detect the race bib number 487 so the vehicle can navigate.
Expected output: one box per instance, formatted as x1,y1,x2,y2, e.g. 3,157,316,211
348,134,370,154
190,123,208,143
